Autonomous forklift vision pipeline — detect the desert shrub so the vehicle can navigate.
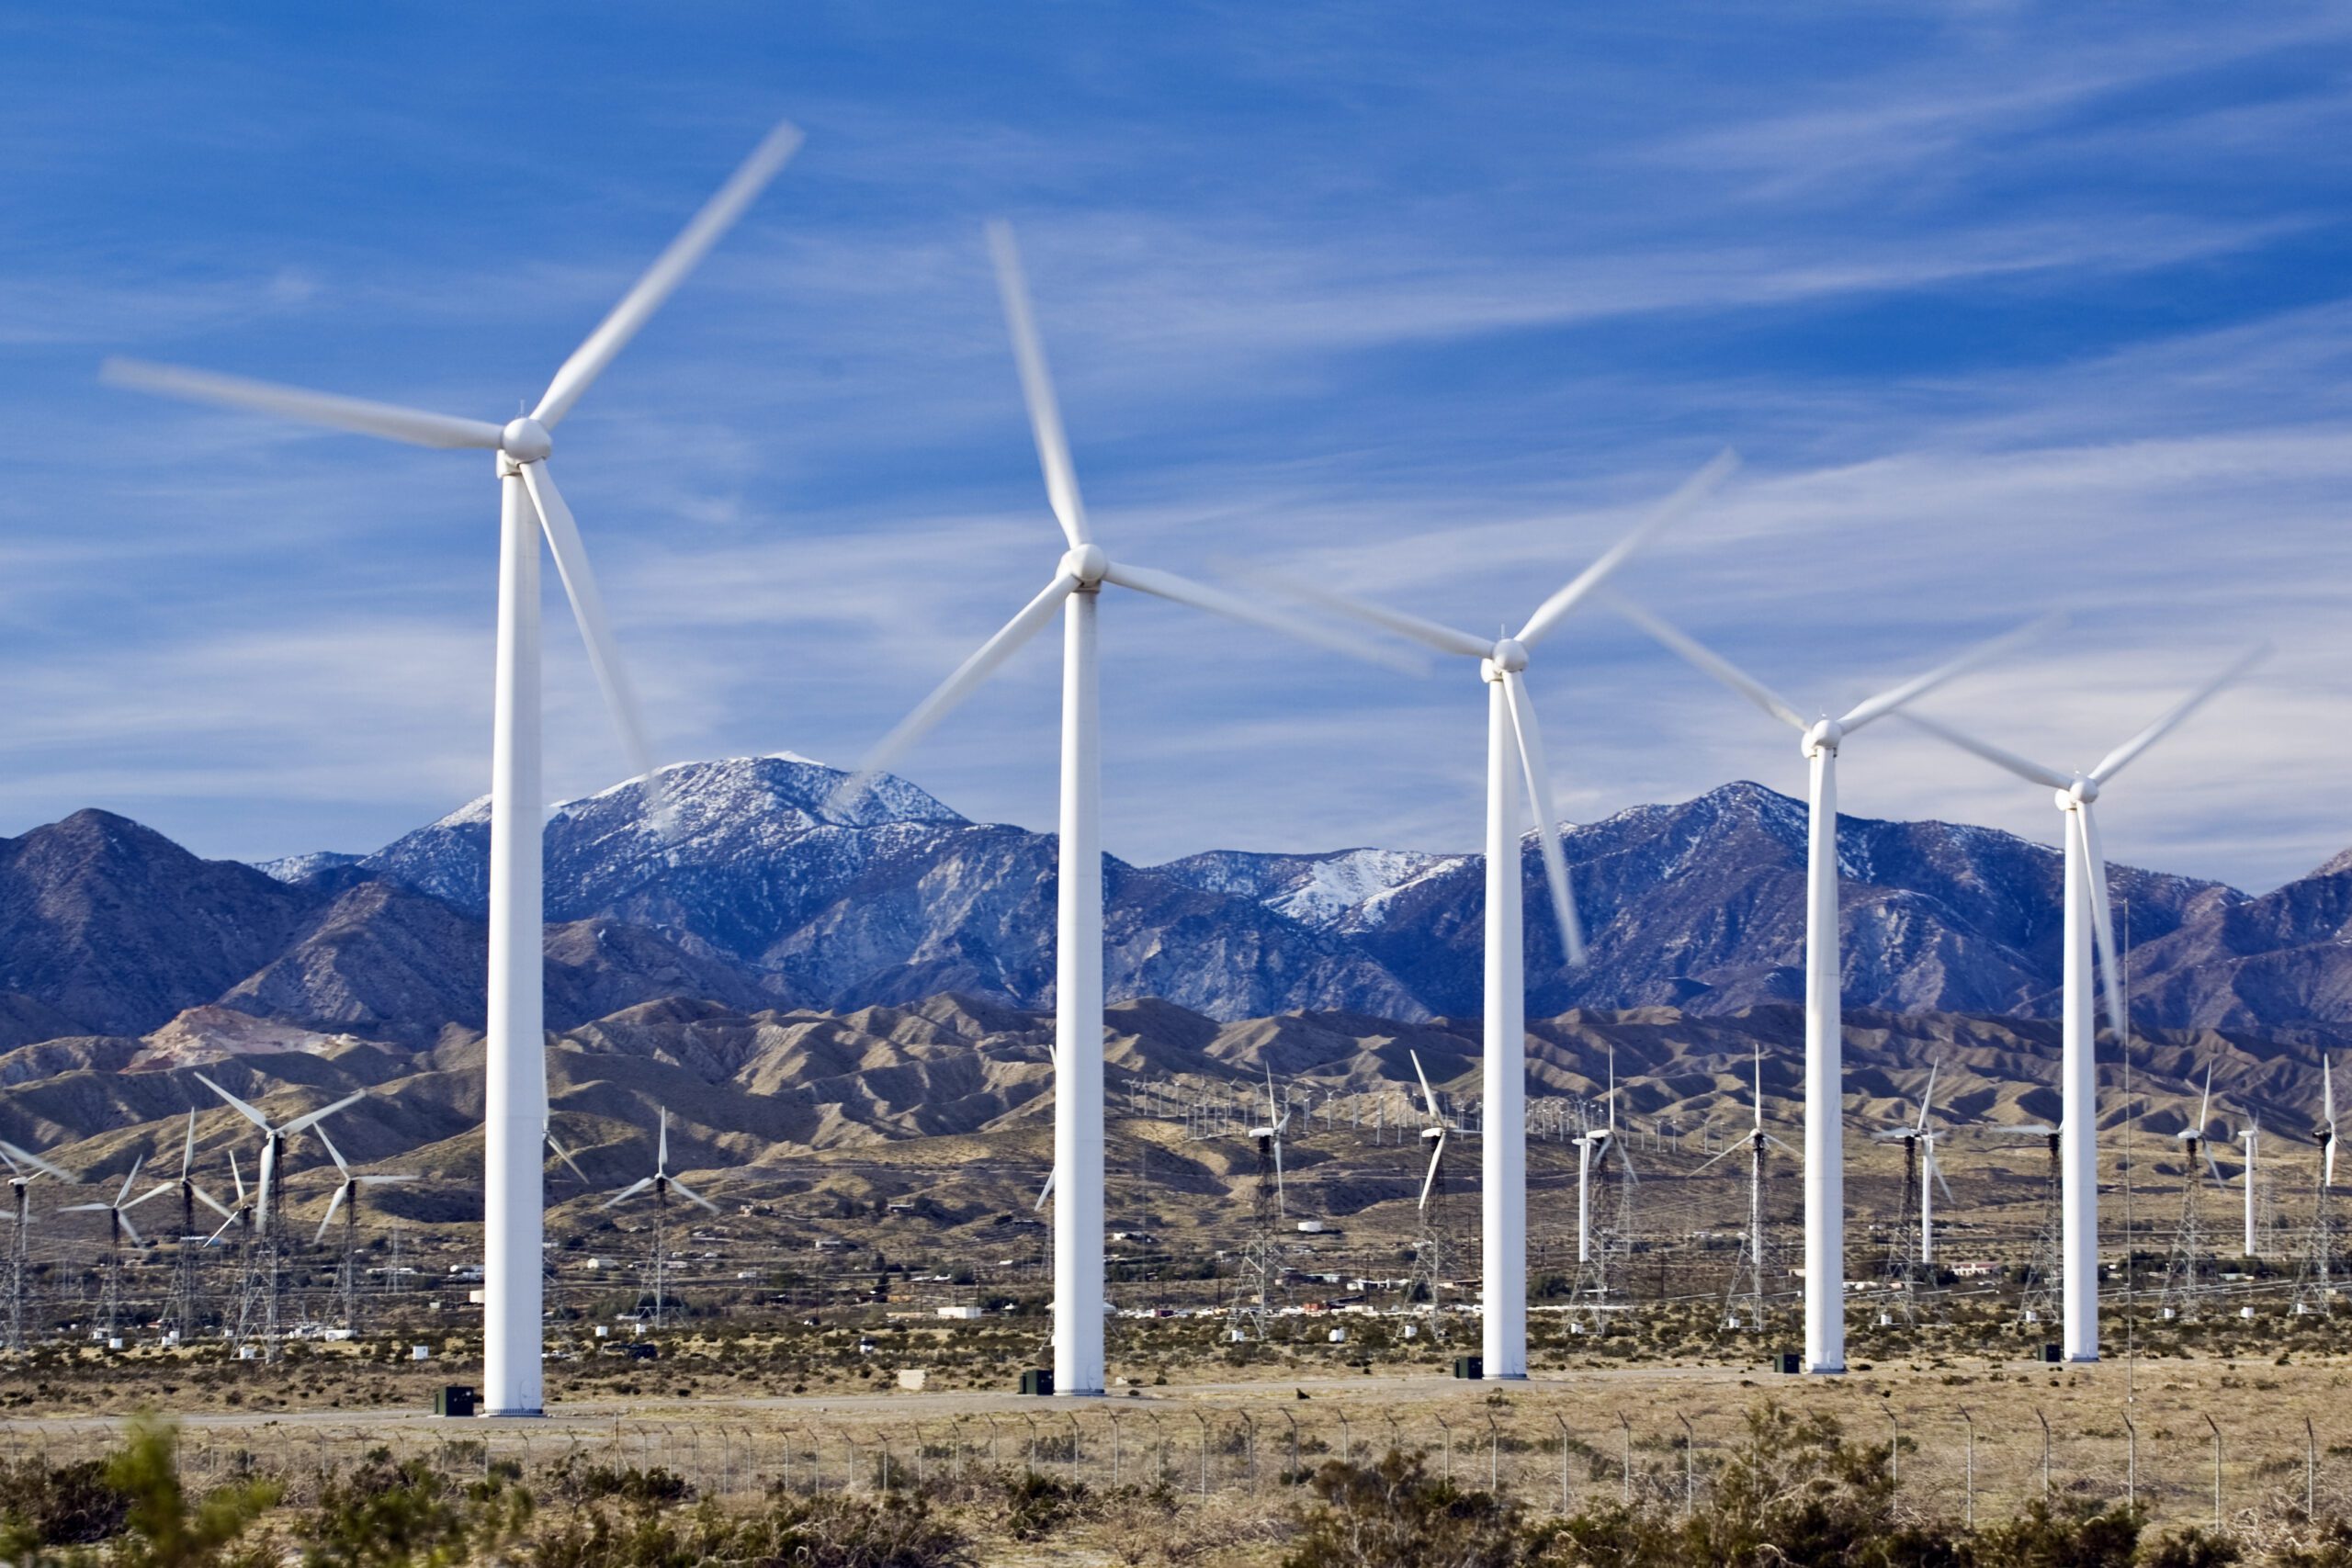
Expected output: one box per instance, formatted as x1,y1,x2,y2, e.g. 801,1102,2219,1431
1965,1498,2142,1568
0,1416,280,1568
1283,1449,1521,1568
997,1469,1091,1540
0,1455,132,1545
530,1491,969,1568
302,1450,531,1568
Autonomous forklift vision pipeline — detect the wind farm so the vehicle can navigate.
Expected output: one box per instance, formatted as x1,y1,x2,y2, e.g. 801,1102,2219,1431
6,7,2352,1564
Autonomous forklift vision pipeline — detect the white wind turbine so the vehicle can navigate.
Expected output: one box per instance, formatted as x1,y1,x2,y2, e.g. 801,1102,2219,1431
1694,1043,1791,1330
312,1126,420,1247
1254,454,1739,1381
194,1076,364,1240
829,223,1415,1397
1871,1063,1954,1269
1247,1067,1293,1218
2238,1114,2261,1259
105,121,800,1415
605,1108,717,1332
1572,1049,1639,1272
1612,598,2052,1372
1901,643,2268,1361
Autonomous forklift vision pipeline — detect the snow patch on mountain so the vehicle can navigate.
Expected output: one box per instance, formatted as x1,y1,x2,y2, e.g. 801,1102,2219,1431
252,851,364,884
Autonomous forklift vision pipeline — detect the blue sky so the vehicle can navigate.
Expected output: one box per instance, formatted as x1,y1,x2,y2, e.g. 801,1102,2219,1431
4,6,2349,891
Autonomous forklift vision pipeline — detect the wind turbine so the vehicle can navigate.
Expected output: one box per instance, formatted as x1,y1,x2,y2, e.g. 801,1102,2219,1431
2238,1115,2261,1260
105,120,801,1416
0,1139,66,1352
828,223,1417,1397
194,1075,364,1239
1408,1050,1464,1336
604,1108,717,1330
2295,1056,2337,1315
139,1113,231,1341
313,1125,417,1333
63,1159,168,1340
1900,643,2267,1360
202,1151,255,1247
1252,455,1739,1381
1695,1043,1792,1330
1871,1063,1955,1271
1611,598,2052,1372
1247,1067,1292,1220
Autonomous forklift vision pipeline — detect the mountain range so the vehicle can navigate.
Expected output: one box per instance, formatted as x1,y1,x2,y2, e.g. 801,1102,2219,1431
1,751,2348,1055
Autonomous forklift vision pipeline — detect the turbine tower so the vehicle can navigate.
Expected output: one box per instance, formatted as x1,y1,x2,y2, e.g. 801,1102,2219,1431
2159,1065,2226,1321
1693,1044,1788,1332
140,1113,232,1342
1232,1070,1291,1341
829,225,1416,1397
2294,1056,2337,1316
604,1109,718,1332
1408,1051,1462,1341
1571,1052,1638,1332
1998,1122,2064,1329
62,1158,165,1342
1253,456,1739,1381
2239,1117,2262,1260
312,1126,418,1334
1903,643,2267,1360
106,121,801,1416
1871,1063,1952,1321
0,1137,66,1353
1612,599,2051,1373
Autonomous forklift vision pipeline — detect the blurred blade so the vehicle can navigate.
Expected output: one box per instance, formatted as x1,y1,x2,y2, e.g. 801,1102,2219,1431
1897,712,2074,792
668,1177,721,1216
2205,1146,2226,1190
0,1139,65,1180
205,1212,240,1247
546,1129,591,1185
658,1107,670,1174
1610,592,1806,732
1410,1051,1440,1120
2198,1062,2214,1134
115,1156,143,1208
1917,1063,1939,1134
533,118,805,429
1763,1134,1798,1157
1419,1135,1445,1211
827,573,1079,813
1516,449,1739,648
1102,560,1427,674
61,1202,110,1213
2327,1057,2338,1135
1837,613,2064,734
1500,670,1587,965
195,1073,272,1134
315,1183,349,1247
1272,1138,1285,1217
100,358,504,449
315,1123,351,1179
986,220,1090,547
1035,1168,1055,1213
521,461,672,831
1928,1145,1955,1206
1242,567,1492,660
1265,1066,1280,1127
130,1183,174,1210
280,1090,366,1138
1692,1143,1744,1175
2075,805,2131,1039
358,1175,418,1186
191,1184,232,1222
604,1176,655,1211
2089,643,2272,785
119,1212,142,1247
181,1110,198,1179
229,1149,246,1203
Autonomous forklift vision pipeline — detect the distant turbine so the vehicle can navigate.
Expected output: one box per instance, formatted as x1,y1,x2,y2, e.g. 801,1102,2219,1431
1254,451,1739,1380
1902,642,2267,1361
106,121,801,1415
194,1075,364,1239
829,222,1416,1397
1613,597,2051,1371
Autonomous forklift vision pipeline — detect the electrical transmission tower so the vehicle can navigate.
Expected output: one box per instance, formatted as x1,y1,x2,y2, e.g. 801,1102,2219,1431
1406,1051,1461,1343
2003,1125,2064,1330
1227,1071,1290,1341
1696,1045,1786,1332
2158,1065,2225,1322
0,1137,66,1353
1569,1051,1636,1335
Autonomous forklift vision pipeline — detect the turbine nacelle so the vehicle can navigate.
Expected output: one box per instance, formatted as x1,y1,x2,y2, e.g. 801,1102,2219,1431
1483,637,1530,677
1061,543,1110,587
2057,777,2100,809
500,417,554,464
1803,717,1843,756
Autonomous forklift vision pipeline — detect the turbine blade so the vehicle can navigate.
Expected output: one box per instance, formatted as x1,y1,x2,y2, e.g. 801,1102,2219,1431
181,1110,198,1179
61,1202,111,1213
667,1177,721,1216
827,572,1079,813
205,1212,240,1247
279,1090,366,1138
191,1184,232,1222
604,1176,655,1211
100,359,505,449
1610,592,1805,732
986,221,1090,548
229,1148,245,1203
2089,643,2272,785
1515,449,1739,648
115,1156,143,1208
2327,1056,2337,1135
1692,1143,1743,1175
1272,1138,1285,1217
520,461,671,829
1500,670,1587,965
118,1212,142,1247
2075,805,2131,1039
546,1130,591,1185
1035,1168,1055,1213
0,1140,64,1181
1102,560,1426,673
1419,1135,1445,1211
1835,614,2063,734
1895,712,2074,791
533,118,804,429
315,1183,349,1247
2199,1062,2214,1133
658,1107,670,1174
130,1183,175,1210
1917,1063,1939,1134
315,1123,351,1179
195,1073,272,1133
1241,569,1493,660
1929,1145,1955,1205
1410,1051,1439,1119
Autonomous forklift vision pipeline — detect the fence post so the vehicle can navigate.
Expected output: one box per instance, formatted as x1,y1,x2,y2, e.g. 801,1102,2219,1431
1023,1414,1039,1470
1195,1412,1209,1502
2205,1414,2222,1531
1110,1413,1123,1488
2037,1409,2052,1499
1678,1411,1694,1517
1339,1414,1351,1465
2309,1416,2318,1524
1619,1413,1633,1506
1555,1414,1571,1515
1436,1416,1452,1484
1241,1412,1258,1490
2124,1414,2136,1510
1283,1410,1299,1482
1885,1409,1898,1491
1958,1410,1974,1529
1487,1413,1499,1491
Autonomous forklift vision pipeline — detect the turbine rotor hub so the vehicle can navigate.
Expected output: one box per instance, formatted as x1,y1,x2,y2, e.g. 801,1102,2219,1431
1804,718,1843,755
2060,776,2099,808
1062,543,1110,586
501,417,554,463
1489,637,1530,673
